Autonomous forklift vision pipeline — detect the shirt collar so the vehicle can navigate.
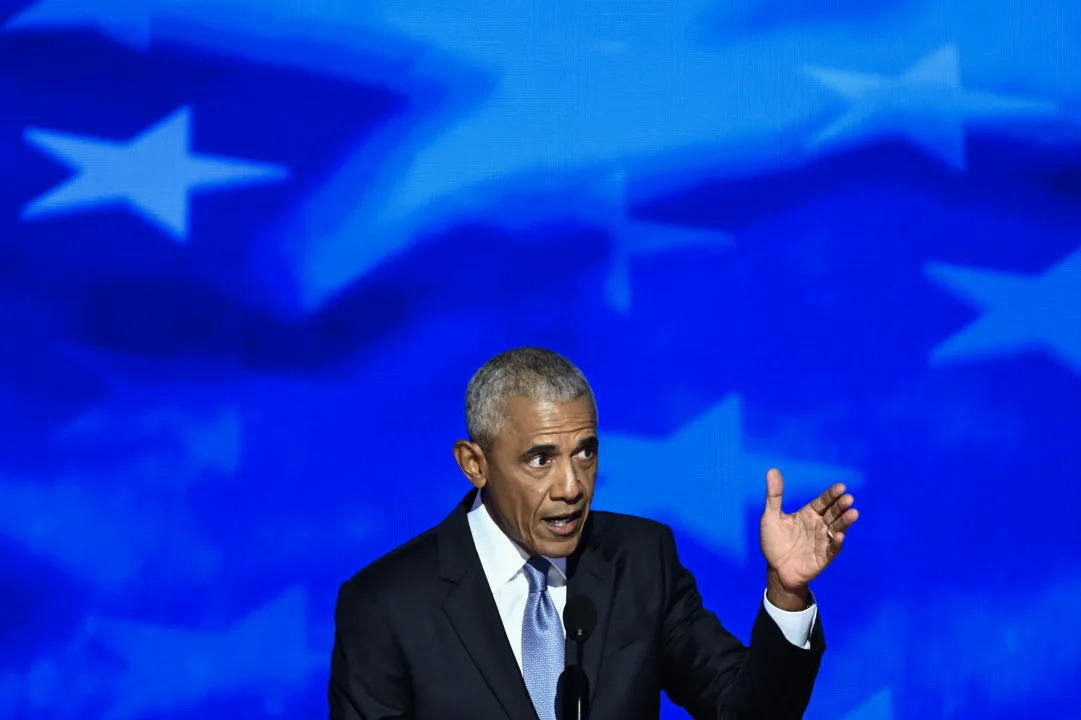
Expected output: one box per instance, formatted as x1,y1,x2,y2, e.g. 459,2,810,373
466,488,568,592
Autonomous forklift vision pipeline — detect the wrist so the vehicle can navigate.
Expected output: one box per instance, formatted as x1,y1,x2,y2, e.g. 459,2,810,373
766,569,809,611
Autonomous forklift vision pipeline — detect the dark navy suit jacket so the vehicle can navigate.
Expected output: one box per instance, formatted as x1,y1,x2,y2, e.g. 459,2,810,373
329,489,825,719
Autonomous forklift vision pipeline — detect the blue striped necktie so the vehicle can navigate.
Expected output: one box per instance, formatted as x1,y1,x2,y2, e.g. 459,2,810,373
522,556,563,720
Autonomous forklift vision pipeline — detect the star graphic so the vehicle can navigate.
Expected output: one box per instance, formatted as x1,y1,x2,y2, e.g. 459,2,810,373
925,245,1081,374
22,106,289,242
803,44,1057,170
598,395,863,559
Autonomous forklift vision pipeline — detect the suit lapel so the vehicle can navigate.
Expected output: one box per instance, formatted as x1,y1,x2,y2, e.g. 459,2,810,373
566,517,616,711
438,491,538,720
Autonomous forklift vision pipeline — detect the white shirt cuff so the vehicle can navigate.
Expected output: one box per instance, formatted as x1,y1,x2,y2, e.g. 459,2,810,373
762,588,816,650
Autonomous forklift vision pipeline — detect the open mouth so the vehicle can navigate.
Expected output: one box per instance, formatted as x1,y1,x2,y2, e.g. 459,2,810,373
542,509,584,536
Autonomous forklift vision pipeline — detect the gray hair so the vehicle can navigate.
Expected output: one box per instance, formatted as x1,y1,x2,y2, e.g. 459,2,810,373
465,347,596,449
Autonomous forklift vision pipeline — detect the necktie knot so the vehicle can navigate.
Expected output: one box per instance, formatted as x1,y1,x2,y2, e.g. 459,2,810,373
524,556,550,593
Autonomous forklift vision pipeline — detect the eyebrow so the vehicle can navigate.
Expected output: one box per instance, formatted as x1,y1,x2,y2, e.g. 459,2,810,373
520,444,558,460
519,436,598,460
577,436,599,453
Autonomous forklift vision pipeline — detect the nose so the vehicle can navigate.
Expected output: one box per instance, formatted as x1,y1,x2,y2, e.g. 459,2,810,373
552,458,582,504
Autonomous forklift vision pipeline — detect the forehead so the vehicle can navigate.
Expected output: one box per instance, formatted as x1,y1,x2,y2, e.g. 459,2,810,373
499,396,596,442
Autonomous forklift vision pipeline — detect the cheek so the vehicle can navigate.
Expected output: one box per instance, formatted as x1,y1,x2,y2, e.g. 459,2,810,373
525,487,548,519
504,481,543,529
524,489,554,532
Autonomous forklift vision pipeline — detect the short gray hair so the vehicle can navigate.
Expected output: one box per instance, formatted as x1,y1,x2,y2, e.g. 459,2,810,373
465,347,595,449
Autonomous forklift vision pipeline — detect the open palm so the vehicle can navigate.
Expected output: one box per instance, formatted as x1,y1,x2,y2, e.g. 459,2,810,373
760,468,859,591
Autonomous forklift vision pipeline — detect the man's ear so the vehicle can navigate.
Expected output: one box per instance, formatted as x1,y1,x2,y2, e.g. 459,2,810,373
453,440,487,489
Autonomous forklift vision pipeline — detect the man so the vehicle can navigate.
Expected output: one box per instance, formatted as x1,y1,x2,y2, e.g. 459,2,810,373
330,348,858,719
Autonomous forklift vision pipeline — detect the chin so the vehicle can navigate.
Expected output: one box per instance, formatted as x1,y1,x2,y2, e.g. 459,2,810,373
541,539,579,558
534,527,584,558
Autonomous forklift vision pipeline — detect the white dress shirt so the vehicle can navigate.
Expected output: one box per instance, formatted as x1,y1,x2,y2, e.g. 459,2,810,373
465,491,817,670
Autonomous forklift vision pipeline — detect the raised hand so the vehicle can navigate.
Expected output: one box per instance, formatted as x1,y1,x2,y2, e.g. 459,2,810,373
760,468,858,602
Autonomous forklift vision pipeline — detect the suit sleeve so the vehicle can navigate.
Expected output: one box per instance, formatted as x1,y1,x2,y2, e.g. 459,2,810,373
658,525,825,720
329,578,414,720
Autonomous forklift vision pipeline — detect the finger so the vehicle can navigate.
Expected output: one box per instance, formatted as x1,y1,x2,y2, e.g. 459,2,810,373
764,468,784,516
807,483,846,516
823,494,855,525
827,508,860,537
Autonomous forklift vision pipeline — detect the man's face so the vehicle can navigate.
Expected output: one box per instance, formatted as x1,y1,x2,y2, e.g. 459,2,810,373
477,395,598,558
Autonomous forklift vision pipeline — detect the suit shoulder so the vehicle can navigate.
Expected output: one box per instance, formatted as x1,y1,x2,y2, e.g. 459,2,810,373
339,524,440,601
589,508,670,534
587,509,672,547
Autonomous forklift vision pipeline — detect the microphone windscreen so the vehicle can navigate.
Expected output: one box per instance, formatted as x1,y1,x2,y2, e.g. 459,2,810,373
563,595,597,640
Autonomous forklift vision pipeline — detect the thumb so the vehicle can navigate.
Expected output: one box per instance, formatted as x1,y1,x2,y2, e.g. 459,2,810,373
764,468,784,517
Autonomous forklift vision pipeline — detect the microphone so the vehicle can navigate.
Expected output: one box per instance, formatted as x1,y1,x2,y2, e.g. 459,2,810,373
563,596,596,720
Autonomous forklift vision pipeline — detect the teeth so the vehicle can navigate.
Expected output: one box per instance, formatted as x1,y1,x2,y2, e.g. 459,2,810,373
549,517,571,526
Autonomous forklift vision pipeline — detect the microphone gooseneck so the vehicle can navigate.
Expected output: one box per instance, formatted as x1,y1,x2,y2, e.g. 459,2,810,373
563,596,597,720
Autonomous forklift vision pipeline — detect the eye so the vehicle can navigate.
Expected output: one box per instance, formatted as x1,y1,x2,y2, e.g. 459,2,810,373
576,446,595,460
528,455,551,468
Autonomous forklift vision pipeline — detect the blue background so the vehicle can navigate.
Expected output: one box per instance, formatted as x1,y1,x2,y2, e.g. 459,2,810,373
1,1,1079,718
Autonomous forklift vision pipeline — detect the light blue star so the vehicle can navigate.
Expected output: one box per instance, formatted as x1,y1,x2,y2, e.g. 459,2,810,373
804,44,1057,170
22,106,289,242
925,246,1081,374
598,395,863,559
